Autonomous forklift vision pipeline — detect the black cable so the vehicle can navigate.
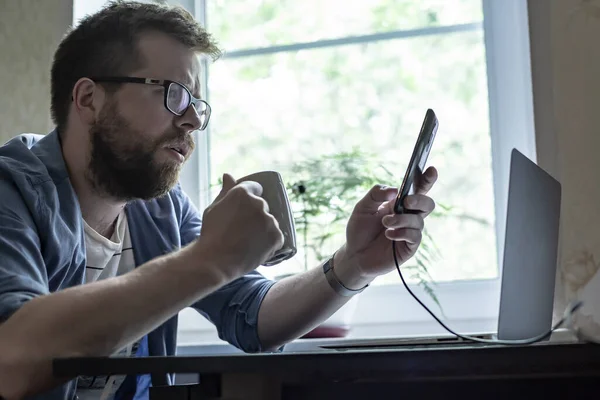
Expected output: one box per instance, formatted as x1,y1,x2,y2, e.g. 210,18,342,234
392,240,584,345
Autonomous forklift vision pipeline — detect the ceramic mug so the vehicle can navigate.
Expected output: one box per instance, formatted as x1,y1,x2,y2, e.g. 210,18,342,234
237,171,297,266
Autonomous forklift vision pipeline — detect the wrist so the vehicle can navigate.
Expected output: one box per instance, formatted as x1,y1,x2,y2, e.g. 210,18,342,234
179,240,233,287
332,244,374,291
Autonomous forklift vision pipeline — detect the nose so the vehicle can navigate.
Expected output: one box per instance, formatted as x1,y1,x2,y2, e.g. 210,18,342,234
175,104,202,132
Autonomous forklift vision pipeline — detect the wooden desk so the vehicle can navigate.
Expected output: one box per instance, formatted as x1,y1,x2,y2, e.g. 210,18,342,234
54,342,600,399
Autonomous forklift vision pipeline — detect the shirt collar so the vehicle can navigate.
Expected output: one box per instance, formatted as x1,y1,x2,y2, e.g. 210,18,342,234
29,129,71,185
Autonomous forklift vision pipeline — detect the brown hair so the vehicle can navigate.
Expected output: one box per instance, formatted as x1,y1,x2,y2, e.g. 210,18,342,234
50,0,221,133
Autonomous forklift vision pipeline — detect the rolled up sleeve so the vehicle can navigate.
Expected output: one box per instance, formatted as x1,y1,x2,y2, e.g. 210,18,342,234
192,273,276,353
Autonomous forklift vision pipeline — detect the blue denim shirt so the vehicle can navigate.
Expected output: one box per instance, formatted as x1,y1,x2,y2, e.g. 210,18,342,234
0,131,275,399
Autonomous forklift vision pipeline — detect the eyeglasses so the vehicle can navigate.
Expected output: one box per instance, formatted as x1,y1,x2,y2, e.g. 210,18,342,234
89,76,211,131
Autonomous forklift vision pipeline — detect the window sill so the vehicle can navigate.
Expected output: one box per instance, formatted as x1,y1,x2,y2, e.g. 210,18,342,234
176,315,499,356
177,278,501,352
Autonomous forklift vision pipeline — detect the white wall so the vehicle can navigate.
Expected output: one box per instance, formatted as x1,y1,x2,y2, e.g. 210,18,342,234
0,0,73,143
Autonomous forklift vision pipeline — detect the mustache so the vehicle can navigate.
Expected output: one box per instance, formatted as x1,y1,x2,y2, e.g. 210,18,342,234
157,130,195,151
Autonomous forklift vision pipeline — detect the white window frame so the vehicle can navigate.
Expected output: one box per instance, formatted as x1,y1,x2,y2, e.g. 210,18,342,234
172,0,536,344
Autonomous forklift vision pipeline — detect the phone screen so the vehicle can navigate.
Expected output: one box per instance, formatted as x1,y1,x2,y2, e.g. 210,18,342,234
393,109,439,214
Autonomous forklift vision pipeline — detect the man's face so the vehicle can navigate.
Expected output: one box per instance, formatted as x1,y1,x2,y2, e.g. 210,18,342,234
86,32,202,201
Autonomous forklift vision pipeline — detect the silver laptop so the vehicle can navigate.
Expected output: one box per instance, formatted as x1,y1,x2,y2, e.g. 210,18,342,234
284,149,566,352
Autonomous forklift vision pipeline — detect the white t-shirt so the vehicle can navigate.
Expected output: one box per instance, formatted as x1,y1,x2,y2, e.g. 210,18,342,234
76,211,138,400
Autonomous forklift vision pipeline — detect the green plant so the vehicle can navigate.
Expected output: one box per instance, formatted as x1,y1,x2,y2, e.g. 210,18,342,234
284,147,445,310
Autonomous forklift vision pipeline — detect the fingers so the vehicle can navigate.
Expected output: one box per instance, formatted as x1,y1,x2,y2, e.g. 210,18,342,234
214,174,265,207
222,173,236,191
384,227,422,244
236,180,263,197
213,173,237,202
382,213,424,248
215,173,266,203
381,196,431,250
355,166,436,216
268,214,285,250
415,166,438,195
354,185,399,213
228,184,269,213
402,194,436,216
382,213,424,230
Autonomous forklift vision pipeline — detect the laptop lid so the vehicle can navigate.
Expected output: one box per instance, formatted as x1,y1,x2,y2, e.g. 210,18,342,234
497,149,561,340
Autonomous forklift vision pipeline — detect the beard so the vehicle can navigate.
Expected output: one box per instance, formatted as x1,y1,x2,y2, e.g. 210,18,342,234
86,100,195,201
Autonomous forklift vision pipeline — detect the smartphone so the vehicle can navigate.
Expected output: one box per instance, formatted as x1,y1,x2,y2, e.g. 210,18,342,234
393,109,439,214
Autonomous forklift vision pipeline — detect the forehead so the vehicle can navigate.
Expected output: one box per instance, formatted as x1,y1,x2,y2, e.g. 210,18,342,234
134,32,203,96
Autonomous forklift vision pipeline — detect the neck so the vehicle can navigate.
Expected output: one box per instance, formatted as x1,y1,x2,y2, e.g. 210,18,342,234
61,128,126,238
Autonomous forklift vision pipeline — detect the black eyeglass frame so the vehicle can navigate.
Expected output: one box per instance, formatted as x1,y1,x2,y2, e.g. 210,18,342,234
89,76,211,130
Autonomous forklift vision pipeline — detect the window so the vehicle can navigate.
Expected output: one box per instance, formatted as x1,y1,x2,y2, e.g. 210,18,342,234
177,0,536,345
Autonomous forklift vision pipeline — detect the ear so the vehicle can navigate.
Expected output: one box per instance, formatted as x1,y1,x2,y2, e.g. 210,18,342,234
71,78,105,125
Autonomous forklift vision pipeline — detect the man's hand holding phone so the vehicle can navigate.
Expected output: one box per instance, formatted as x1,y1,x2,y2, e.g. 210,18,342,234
333,167,438,290
327,109,440,290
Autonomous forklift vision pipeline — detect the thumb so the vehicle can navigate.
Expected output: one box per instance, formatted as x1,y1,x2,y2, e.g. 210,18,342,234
354,184,398,214
214,173,237,202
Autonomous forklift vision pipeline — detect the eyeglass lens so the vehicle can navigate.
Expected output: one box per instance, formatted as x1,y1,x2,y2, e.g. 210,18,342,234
167,83,210,128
